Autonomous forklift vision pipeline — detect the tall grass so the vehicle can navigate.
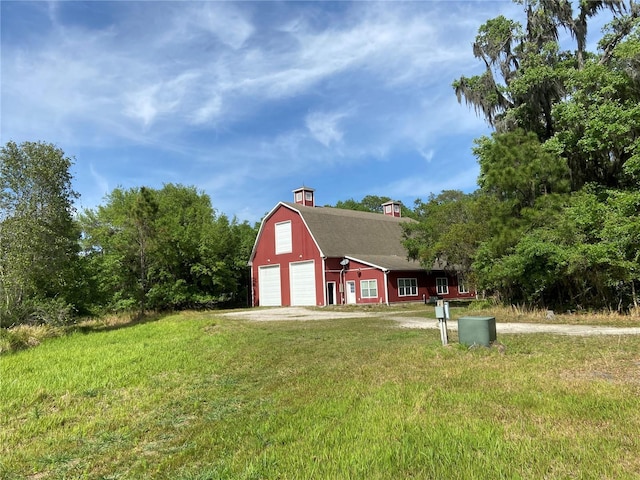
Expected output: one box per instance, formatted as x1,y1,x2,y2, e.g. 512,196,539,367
1,312,639,479
464,302,640,326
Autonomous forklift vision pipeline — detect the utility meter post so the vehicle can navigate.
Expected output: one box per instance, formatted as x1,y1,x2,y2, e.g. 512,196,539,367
435,299,449,346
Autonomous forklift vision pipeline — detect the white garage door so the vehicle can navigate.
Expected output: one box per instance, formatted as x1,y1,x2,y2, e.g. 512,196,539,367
290,261,316,306
258,265,281,306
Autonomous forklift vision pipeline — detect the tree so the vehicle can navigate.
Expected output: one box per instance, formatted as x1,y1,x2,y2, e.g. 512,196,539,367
453,0,634,143
432,1,640,309
333,195,416,218
80,184,257,314
0,141,80,326
403,191,491,289
548,15,640,189
474,128,570,211
130,187,159,314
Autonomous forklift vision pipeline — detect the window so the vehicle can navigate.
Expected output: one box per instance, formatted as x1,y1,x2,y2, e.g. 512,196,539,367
398,278,418,297
295,192,302,202
360,279,378,298
436,277,449,295
458,275,469,294
385,204,392,214
275,221,292,254
305,191,313,201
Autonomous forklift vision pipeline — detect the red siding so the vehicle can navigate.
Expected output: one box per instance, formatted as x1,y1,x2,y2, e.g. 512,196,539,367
251,205,324,306
424,272,476,300
387,271,431,303
340,259,387,304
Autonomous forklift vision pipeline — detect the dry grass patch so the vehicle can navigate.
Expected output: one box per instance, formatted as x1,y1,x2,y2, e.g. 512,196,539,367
465,303,640,326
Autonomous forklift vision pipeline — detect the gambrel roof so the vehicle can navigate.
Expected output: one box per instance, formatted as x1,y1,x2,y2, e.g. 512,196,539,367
250,202,424,271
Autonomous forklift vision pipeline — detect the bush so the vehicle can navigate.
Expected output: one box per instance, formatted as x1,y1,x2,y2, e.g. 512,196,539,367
0,324,58,354
0,297,75,328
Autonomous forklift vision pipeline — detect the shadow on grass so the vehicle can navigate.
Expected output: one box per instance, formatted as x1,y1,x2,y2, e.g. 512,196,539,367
72,311,169,334
73,301,247,334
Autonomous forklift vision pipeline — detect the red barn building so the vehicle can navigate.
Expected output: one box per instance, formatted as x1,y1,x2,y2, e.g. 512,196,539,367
248,187,475,306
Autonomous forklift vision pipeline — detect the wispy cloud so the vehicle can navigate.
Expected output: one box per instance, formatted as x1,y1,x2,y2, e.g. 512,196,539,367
1,0,527,220
88,163,109,196
305,109,351,148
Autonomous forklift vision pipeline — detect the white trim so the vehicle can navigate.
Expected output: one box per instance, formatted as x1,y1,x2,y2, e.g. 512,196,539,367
326,281,337,305
282,204,326,257
342,255,423,273
250,262,256,306
249,202,325,265
384,271,389,305
344,255,388,272
321,257,327,306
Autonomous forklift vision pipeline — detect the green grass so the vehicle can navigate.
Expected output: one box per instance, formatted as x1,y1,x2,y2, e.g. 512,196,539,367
1,311,639,479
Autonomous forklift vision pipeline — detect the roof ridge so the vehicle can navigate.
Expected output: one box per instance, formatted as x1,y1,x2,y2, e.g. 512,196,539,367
282,202,414,222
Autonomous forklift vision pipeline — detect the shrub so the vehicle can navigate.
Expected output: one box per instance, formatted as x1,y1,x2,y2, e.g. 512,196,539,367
0,297,75,328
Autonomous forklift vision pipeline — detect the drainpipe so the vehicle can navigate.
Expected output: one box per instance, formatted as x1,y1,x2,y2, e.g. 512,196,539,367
340,265,345,304
339,258,349,304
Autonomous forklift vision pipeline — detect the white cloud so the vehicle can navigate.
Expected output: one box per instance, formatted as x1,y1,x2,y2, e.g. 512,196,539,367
193,3,254,50
418,148,435,163
305,110,350,148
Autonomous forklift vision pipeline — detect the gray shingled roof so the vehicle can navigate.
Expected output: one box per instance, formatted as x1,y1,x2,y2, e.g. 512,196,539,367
282,202,422,271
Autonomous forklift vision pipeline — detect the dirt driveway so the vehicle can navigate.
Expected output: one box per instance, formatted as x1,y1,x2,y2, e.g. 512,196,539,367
222,306,640,337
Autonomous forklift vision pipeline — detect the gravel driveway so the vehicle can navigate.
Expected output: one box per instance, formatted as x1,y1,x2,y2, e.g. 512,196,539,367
222,307,640,336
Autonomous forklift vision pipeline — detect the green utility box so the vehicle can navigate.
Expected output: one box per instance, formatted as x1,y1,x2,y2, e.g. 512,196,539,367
458,316,497,347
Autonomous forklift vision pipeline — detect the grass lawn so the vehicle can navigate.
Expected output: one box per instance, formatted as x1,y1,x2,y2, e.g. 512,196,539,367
1,309,639,479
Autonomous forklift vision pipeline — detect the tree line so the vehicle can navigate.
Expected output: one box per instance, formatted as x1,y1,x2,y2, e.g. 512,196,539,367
402,0,640,311
333,2,639,311
3,1,638,324
0,141,257,327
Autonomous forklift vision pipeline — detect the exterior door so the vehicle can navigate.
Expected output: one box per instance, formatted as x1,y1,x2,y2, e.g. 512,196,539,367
258,265,281,306
346,281,356,304
326,282,336,305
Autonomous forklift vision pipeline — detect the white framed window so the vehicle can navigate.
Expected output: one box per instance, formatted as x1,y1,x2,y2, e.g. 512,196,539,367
305,191,313,201
458,275,469,294
360,279,378,298
295,192,302,202
398,278,418,297
436,277,449,295
275,221,292,254
385,204,392,214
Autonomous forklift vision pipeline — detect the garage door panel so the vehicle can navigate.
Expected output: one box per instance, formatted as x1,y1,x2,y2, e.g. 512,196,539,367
290,261,316,306
258,265,281,306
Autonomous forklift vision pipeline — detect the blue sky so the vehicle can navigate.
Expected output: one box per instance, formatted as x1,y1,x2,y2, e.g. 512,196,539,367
2,1,531,222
